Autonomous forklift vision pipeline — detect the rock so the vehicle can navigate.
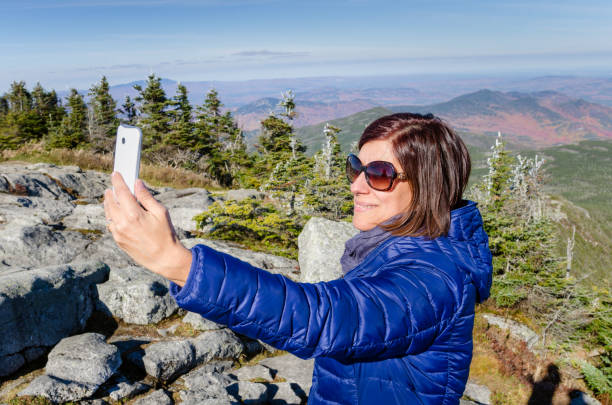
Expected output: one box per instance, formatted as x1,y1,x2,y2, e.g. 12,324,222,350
183,311,225,331
129,339,195,382
258,354,314,394
182,238,299,279
96,265,178,325
191,329,244,364
0,353,25,378
179,369,236,402
0,167,76,200
223,189,264,201
155,188,215,233
62,203,106,231
298,217,358,282
482,314,540,351
268,382,305,404
460,400,480,405
23,347,47,362
0,262,109,374
128,329,243,382
44,333,121,389
19,374,93,403
227,381,269,405
0,223,90,270
0,193,75,225
463,381,491,404
107,380,150,402
70,233,135,269
228,364,274,382
133,389,173,405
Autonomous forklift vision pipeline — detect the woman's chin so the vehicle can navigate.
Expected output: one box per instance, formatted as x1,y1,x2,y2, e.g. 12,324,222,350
352,214,376,231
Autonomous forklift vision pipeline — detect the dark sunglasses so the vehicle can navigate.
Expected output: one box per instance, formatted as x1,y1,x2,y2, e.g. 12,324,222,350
345,153,407,191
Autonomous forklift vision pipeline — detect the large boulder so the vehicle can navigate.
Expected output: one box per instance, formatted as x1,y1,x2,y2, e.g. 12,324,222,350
154,187,215,233
96,265,178,325
62,203,107,232
0,262,109,377
182,238,299,280
297,217,358,282
18,333,121,403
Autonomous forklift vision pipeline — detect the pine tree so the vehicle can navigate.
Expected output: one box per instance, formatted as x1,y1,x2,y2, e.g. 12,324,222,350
133,74,170,151
120,95,138,125
48,89,87,148
304,123,352,219
88,76,119,152
0,82,46,148
166,83,195,150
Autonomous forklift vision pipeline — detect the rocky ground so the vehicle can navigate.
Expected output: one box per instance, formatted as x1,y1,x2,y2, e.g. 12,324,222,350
1,161,591,405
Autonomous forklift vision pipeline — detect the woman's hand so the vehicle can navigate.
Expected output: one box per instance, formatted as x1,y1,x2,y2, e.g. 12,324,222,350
103,172,192,286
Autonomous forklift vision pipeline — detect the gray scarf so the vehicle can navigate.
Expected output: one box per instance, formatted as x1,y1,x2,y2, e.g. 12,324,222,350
340,225,393,274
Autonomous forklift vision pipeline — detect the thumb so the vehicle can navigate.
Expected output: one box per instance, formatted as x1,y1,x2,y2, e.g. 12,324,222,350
134,179,163,214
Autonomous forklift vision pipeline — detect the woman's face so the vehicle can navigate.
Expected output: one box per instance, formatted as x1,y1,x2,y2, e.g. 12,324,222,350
351,139,412,231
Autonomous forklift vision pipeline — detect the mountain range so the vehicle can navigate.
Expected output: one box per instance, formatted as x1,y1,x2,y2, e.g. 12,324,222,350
292,90,612,151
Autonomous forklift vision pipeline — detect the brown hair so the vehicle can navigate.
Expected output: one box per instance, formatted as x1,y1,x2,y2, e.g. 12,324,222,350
359,112,471,238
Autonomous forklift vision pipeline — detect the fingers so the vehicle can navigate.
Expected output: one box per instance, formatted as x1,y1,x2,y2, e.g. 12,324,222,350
134,179,165,216
111,172,141,214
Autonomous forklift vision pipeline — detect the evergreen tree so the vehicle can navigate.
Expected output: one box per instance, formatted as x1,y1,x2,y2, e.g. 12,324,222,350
0,82,47,148
304,123,352,219
0,95,8,117
166,83,195,150
88,76,119,152
120,96,137,125
6,81,32,113
48,89,87,148
133,74,170,150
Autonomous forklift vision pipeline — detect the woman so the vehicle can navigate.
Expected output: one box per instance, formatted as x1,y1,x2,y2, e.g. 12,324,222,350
104,112,493,404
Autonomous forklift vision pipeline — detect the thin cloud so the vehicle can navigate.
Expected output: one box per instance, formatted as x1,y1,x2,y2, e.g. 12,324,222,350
231,50,310,58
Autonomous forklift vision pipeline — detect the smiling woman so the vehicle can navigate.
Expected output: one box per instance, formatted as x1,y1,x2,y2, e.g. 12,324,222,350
104,112,493,405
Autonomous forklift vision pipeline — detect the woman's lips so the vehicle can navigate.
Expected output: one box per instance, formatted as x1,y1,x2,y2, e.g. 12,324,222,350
354,201,377,212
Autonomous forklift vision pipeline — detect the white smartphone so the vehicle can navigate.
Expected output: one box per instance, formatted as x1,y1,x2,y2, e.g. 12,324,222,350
113,124,142,194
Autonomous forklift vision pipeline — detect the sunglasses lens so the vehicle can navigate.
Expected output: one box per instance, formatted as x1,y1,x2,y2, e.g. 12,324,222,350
346,155,362,183
366,162,395,191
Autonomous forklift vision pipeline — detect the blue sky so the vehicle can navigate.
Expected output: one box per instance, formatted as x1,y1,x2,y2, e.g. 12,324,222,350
1,0,611,92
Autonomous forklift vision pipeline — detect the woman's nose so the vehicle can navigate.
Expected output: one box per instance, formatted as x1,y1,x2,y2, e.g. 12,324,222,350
350,172,370,194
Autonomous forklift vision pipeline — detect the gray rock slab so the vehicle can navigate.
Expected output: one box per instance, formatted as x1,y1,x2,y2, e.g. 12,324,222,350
268,382,305,404
298,217,358,282
228,364,274,382
0,168,76,200
19,374,94,403
69,233,135,269
460,400,480,405
62,203,106,231
96,265,178,325
0,353,25,377
179,370,236,401
45,333,121,387
191,329,244,364
182,238,299,279
155,188,215,233
108,380,150,402
0,223,91,270
223,189,264,202
0,194,75,225
258,354,314,393
463,381,491,405
183,311,225,331
0,262,109,361
133,389,173,405
129,339,195,382
482,314,540,351
227,381,269,405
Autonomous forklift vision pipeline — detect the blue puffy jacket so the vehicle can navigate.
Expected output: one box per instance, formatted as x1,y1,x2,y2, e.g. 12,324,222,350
170,201,492,404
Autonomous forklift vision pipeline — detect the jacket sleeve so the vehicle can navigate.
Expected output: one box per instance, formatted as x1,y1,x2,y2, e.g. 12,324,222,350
170,243,465,361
